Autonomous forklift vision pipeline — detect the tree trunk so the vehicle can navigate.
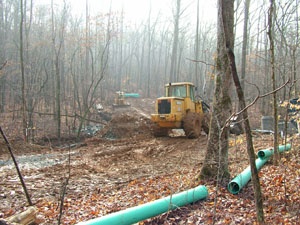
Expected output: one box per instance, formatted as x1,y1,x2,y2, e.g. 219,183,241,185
117,9,124,91
0,70,6,113
0,0,6,113
55,55,61,141
170,0,180,82
268,0,279,164
292,0,299,95
241,0,250,91
147,3,152,97
20,0,27,141
194,0,200,88
51,1,68,141
227,48,265,224
199,0,234,180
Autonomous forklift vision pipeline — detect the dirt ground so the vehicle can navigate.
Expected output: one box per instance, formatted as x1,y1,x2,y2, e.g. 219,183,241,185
0,98,299,225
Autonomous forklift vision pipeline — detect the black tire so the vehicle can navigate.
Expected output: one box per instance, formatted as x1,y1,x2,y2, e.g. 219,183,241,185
183,112,202,138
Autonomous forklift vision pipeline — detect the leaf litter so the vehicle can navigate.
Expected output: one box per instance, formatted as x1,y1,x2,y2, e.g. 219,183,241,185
0,99,299,225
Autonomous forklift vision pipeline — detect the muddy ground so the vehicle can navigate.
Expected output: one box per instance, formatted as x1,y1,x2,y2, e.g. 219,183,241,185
0,98,299,224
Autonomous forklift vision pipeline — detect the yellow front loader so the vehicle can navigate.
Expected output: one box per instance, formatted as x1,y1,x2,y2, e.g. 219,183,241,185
151,82,209,138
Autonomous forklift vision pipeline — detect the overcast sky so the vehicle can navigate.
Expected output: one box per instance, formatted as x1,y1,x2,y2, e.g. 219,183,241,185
35,0,217,25
87,0,217,23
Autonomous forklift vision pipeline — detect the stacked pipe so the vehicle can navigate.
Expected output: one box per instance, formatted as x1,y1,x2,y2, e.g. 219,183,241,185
228,144,291,194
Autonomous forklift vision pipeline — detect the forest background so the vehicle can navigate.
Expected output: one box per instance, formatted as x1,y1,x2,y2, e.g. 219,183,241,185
0,0,299,140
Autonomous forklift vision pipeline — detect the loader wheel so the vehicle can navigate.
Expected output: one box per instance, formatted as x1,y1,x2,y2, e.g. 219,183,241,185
152,124,169,137
183,112,202,138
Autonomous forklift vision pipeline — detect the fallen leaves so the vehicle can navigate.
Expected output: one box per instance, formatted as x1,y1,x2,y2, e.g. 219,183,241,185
1,133,299,225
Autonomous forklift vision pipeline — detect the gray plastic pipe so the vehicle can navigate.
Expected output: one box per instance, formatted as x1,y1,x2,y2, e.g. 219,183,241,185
76,185,208,225
228,144,291,194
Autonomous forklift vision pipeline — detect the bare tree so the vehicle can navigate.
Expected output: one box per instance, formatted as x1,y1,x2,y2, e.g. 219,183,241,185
3,0,300,147
199,0,234,180
194,0,200,88
71,4,112,137
146,1,153,97
20,0,27,141
268,0,280,163
169,0,181,82
241,0,251,90
227,42,265,225
0,0,6,113
147,5,160,97
51,0,69,141
277,0,299,97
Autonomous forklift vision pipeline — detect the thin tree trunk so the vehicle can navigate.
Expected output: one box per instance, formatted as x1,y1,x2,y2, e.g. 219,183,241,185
20,0,27,141
227,49,265,224
170,0,180,82
194,0,200,87
118,9,124,90
147,3,151,97
268,0,279,164
55,55,61,141
85,0,90,127
0,0,6,113
293,0,299,94
241,0,250,90
0,127,32,206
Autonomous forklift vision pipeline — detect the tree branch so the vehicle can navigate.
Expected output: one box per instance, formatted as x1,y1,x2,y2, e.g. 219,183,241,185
0,127,33,206
224,78,293,127
0,60,7,71
185,57,215,67
236,78,292,118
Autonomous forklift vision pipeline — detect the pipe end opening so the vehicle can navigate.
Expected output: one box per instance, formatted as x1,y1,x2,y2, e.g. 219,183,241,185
257,151,265,159
228,182,240,194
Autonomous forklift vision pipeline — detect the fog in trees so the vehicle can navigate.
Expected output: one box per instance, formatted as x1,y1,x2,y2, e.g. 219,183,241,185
0,0,299,140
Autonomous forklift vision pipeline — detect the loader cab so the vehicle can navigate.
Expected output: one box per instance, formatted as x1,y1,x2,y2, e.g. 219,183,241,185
165,82,195,101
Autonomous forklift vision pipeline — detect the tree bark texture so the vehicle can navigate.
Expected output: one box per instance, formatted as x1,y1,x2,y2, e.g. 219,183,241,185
200,0,234,180
169,0,180,82
20,0,27,141
268,0,279,164
6,206,37,225
241,0,250,91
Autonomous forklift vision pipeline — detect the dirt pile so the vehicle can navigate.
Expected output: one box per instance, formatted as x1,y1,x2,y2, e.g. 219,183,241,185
97,110,153,139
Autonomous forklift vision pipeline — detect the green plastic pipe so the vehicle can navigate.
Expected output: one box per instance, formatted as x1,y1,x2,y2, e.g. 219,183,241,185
123,93,140,98
257,144,291,160
228,157,269,194
228,143,291,194
76,185,208,225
